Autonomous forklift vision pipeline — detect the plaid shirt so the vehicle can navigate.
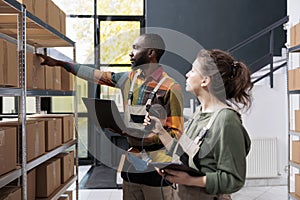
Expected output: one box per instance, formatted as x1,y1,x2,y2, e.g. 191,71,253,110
98,66,183,139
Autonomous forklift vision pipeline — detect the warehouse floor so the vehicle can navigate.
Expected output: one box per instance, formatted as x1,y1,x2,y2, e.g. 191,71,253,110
67,166,288,200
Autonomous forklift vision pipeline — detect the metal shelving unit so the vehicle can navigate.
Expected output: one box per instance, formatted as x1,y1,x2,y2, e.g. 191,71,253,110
0,0,78,199
288,44,300,200
36,176,77,200
0,168,22,188
0,89,75,97
0,88,22,96
26,139,77,172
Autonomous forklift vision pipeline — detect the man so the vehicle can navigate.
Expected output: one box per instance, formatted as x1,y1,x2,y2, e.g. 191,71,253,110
37,33,183,200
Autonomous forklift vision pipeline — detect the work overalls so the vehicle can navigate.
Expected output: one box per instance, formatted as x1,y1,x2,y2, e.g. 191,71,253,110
172,108,232,200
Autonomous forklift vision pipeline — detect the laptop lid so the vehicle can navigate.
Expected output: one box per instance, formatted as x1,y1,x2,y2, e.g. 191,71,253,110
82,98,127,133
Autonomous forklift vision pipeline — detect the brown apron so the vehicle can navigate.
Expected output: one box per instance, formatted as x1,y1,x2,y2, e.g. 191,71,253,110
117,72,170,173
124,71,167,147
171,108,232,200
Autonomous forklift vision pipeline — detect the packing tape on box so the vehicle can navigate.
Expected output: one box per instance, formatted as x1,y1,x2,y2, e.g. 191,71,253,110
53,161,57,189
68,154,72,177
68,120,71,140
35,123,39,157
0,130,5,146
54,119,58,146
33,64,38,88
3,42,8,84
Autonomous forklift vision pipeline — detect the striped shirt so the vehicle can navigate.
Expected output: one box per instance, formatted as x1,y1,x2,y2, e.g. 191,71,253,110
97,66,184,139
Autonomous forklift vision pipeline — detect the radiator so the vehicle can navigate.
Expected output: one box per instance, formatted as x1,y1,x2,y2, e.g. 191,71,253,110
246,137,278,178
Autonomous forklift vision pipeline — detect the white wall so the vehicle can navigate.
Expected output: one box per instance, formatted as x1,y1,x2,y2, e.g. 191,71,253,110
242,74,288,177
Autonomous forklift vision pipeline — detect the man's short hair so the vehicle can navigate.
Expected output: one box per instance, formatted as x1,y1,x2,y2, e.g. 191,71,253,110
141,33,165,61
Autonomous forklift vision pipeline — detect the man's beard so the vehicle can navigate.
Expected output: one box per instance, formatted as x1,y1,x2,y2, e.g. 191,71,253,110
131,51,148,70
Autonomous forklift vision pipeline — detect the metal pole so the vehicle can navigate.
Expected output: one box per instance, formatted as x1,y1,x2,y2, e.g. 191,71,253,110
90,0,99,165
18,4,27,200
35,96,41,113
269,30,274,88
73,45,79,200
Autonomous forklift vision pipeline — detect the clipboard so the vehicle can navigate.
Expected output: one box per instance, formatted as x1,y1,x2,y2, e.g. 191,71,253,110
150,162,203,177
82,98,127,134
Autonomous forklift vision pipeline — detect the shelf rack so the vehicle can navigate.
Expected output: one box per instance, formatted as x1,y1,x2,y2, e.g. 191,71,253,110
288,44,300,200
0,0,78,199
0,0,74,47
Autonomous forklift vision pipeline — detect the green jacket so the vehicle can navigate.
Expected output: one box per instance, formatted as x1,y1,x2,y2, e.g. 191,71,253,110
170,108,251,194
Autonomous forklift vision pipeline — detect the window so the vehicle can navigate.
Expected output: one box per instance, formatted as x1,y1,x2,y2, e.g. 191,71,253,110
97,0,143,16
49,0,145,162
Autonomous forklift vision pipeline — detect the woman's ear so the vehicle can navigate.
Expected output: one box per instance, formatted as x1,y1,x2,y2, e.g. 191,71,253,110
201,76,210,87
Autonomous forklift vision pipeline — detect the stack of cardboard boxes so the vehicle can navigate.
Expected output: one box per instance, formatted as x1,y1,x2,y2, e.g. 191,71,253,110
0,42,74,91
0,0,73,90
291,21,300,198
0,0,76,199
293,110,300,199
288,22,300,93
16,0,66,35
0,114,74,200
35,151,74,200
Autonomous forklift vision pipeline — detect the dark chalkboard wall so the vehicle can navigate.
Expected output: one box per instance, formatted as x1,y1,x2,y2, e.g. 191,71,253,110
146,0,287,75
146,0,286,107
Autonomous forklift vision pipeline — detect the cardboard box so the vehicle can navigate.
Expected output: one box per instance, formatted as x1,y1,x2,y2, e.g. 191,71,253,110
16,0,34,14
0,39,4,86
44,118,62,151
34,0,47,23
292,140,300,164
296,23,300,47
45,66,61,90
288,69,295,91
294,68,300,90
29,114,74,143
18,116,62,151
295,110,300,132
6,41,18,87
36,158,61,198
0,127,17,176
27,169,36,200
47,0,61,31
27,120,46,161
61,115,74,142
55,151,74,183
290,25,296,47
0,119,46,162
27,53,45,90
1,40,18,87
54,66,62,90
296,174,300,197
45,67,54,90
60,10,66,35
0,187,21,200
61,68,74,91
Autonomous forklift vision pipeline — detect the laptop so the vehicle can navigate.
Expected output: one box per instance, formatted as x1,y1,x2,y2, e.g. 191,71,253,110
82,98,127,134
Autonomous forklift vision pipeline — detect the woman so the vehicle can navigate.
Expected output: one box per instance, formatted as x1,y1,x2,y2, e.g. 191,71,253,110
144,49,253,199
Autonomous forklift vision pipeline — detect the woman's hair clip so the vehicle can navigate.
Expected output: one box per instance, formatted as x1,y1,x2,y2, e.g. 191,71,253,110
231,61,239,78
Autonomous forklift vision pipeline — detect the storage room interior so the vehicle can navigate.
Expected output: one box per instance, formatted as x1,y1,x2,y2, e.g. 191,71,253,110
1,0,300,199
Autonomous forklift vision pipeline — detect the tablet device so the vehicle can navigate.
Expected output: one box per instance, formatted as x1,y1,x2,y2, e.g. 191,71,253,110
151,162,202,177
